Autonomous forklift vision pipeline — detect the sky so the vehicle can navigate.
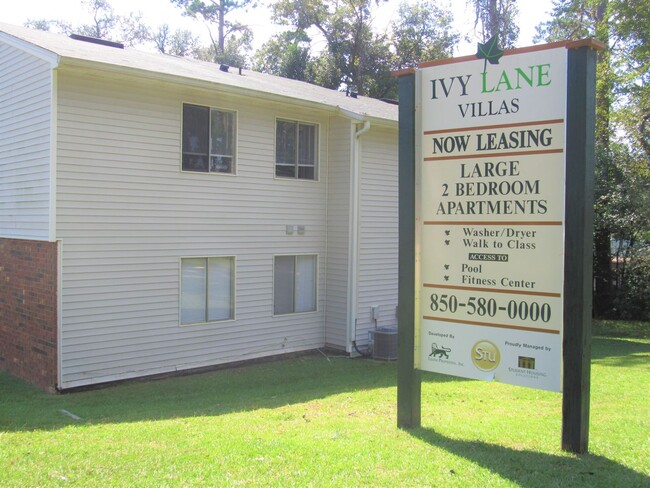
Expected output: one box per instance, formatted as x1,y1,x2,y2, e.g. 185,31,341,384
0,0,556,57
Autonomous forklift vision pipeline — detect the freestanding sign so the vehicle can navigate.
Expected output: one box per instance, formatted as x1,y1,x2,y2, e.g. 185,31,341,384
396,39,603,453
417,45,568,392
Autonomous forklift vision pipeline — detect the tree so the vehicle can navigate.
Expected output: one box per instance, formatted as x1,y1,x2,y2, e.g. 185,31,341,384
536,1,615,316
536,0,650,319
390,0,459,69
252,30,313,81
24,18,74,35
536,1,612,142
171,0,255,64
25,0,149,48
196,26,253,66
270,0,394,98
594,143,650,319
151,24,202,57
467,0,519,48
71,0,149,47
608,0,650,162
26,0,209,59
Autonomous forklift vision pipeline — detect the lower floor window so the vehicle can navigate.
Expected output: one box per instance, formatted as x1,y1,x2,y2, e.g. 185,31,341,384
274,255,317,315
181,257,234,324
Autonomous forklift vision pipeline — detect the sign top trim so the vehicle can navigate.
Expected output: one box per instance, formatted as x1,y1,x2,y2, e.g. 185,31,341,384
414,38,604,70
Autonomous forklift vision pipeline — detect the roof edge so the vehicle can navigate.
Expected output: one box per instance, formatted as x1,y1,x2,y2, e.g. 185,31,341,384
58,56,398,125
59,56,339,113
336,106,398,128
0,31,59,67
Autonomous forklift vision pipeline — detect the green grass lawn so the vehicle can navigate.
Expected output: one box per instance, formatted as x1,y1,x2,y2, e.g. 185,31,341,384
1,321,648,487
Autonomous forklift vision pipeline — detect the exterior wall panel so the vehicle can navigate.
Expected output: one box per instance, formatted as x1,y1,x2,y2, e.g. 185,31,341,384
324,116,353,350
0,42,52,240
56,69,329,388
356,127,399,347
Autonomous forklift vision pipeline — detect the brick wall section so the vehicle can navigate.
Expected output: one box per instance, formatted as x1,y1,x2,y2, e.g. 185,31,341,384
0,238,58,391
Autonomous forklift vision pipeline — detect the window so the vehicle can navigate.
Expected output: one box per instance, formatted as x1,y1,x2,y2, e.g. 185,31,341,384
274,255,317,315
275,119,318,180
182,103,236,174
181,257,234,324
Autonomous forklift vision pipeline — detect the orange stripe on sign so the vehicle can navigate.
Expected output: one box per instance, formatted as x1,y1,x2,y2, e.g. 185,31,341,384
424,148,564,162
423,315,561,334
423,119,564,135
423,283,561,298
422,221,562,226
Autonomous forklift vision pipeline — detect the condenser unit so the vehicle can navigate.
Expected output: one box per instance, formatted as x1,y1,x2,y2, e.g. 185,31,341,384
371,326,398,360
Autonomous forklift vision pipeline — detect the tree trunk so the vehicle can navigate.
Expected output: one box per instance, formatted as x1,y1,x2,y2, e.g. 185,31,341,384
218,0,225,53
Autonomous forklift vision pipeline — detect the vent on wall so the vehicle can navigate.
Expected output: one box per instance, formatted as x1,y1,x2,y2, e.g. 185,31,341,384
69,34,124,49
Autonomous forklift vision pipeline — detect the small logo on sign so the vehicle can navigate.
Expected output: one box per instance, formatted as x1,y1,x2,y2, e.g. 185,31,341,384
429,343,451,359
472,340,500,372
518,356,536,370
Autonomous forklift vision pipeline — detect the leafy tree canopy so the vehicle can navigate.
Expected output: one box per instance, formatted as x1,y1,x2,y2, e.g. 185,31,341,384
390,0,458,69
536,0,650,318
252,30,313,81
270,0,393,97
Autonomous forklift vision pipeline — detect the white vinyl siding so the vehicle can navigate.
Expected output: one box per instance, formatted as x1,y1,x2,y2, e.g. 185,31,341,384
0,42,52,240
56,69,329,388
356,127,399,346
324,116,353,349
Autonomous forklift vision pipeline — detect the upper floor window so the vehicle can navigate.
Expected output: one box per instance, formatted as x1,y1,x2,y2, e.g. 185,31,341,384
276,119,318,180
182,103,236,174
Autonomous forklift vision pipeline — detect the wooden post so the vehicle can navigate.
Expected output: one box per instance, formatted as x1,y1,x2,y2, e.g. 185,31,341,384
396,70,421,429
562,41,600,454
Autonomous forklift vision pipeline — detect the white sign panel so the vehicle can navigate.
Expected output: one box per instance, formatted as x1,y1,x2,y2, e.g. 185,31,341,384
417,46,568,391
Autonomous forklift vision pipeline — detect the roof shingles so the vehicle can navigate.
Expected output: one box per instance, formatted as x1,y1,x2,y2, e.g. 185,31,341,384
0,22,397,123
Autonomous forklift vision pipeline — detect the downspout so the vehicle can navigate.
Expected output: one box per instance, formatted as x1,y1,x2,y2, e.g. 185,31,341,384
348,119,370,354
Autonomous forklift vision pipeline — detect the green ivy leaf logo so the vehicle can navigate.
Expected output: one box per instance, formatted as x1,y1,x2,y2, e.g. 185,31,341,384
476,34,504,72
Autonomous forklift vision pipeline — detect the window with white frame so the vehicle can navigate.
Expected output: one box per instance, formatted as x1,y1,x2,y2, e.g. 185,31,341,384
182,103,236,173
180,257,234,324
273,255,317,315
275,119,318,180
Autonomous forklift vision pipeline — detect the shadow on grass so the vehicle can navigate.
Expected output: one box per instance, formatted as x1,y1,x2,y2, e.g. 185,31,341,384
1,334,644,434
591,337,650,367
0,352,475,434
0,354,398,433
411,427,649,487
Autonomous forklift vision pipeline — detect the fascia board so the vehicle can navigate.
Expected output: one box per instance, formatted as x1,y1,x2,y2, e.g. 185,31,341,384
0,32,59,67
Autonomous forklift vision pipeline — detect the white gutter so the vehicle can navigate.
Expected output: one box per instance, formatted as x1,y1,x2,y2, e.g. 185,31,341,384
338,106,365,122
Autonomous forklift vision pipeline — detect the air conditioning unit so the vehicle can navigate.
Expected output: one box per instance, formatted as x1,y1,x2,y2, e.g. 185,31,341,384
371,326,398,360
